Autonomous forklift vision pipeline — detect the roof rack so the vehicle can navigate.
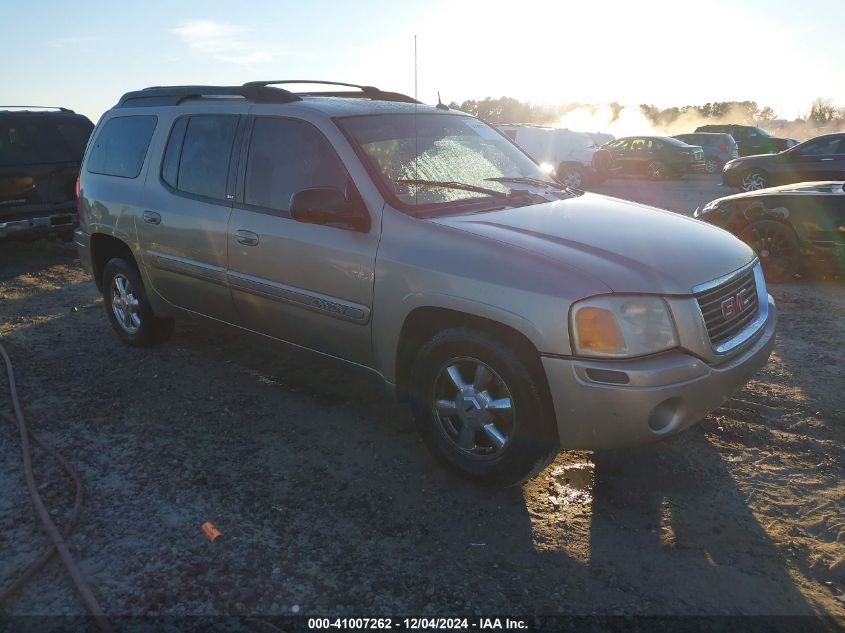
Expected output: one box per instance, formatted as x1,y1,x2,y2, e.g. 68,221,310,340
0,105,75,113
242,80,419,104
115,81,420,109
116,84,301,108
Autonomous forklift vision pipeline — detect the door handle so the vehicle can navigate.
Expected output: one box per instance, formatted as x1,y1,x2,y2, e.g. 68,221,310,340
820,158,834,161
234,229,259,246
142,211,161,225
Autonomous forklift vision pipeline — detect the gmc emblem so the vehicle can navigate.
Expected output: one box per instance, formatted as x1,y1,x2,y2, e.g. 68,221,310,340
721,288,753,320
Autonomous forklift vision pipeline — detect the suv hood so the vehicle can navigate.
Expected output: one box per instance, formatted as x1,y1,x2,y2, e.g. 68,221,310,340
430,193,755,295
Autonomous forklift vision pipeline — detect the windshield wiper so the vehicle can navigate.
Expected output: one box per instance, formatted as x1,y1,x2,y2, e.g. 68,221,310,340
394,179,513,201
484,176,576,192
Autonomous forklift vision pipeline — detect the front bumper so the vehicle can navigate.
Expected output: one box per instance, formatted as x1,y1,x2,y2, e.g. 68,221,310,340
0,212,77,240
722,168,742,188
542,295,776,449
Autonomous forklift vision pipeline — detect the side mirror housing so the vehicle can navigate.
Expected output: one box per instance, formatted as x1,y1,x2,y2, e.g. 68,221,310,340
289,187,370,232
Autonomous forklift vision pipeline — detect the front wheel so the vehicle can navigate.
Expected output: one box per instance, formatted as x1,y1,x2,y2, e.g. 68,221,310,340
557,164,587,189
741,170,768,191
102,257,174,347
739,220,800,283
704,157,721,174
409,328,559,487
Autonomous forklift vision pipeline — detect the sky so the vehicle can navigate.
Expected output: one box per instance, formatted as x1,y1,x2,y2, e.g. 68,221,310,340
2,0,843,123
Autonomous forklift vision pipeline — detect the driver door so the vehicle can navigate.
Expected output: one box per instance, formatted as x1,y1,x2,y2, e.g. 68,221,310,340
226,115,379,366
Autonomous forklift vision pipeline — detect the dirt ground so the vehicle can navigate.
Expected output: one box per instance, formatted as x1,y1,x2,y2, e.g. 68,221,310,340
0,189,844,625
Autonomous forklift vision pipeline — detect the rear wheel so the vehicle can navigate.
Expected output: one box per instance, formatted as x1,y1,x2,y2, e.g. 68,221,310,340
102,258,174,346
739,220,800,283
646,160,667,180
409,328,558,487
557,164,586,189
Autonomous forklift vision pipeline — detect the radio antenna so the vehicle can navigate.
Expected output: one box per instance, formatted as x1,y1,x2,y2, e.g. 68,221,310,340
413,34,418,203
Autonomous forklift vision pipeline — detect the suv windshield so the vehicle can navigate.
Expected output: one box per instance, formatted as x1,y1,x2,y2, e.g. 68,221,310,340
336,113,549,215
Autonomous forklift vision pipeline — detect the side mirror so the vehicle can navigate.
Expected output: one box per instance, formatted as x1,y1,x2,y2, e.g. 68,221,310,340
289,187,370,232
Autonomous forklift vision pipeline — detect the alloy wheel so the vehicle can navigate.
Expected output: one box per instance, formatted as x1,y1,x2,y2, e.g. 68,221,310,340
111,273,141,334
742,172,767,191
431,357,515,458
704,158,720,174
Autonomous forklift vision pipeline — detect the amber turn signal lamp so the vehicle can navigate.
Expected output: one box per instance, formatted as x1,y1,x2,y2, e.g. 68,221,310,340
575,307,626,354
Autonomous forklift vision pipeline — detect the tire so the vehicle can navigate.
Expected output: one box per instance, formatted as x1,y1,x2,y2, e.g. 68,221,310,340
408,328,559,487
741,170,768,192
557,163,587,189
704,157,721,175
646,160,667,180
102,257,174,347
739,220,800,283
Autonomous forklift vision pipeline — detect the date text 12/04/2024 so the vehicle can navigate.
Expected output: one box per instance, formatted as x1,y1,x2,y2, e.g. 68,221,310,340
307,618,528,630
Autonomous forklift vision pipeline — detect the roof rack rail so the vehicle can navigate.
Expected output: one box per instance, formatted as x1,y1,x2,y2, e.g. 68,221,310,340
242,80,419,104
116,84,301,108
0,105,75,113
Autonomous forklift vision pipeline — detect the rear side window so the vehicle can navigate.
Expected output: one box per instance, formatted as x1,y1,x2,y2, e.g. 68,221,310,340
87,116,157,178
160,115,238,200
243,117,349,214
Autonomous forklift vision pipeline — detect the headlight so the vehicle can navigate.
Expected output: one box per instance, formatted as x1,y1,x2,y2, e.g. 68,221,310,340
570,295,678,358
699,199,728,215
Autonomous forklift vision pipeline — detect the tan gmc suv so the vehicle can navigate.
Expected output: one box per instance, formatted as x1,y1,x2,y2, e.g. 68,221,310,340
75,81,776,486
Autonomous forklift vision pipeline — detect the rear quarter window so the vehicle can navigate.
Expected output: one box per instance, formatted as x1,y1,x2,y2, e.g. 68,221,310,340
87,115,158,178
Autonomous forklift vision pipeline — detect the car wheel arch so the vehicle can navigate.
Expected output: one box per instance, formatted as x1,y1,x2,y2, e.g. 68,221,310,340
90,233,138,291
393,306,549,404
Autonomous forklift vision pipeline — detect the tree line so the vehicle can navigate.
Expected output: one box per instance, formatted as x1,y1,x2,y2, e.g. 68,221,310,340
447,96,844,130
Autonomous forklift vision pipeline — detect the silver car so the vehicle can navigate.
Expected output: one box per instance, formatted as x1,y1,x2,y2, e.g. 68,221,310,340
75,81,776,486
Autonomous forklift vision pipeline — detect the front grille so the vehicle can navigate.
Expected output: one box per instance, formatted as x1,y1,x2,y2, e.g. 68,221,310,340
695,266,758,347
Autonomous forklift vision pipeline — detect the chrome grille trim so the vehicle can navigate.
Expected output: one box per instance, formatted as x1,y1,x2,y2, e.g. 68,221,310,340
693,260,769,355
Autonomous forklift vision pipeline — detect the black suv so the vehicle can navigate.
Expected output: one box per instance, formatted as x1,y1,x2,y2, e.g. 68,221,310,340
694,124,797,157
0,108,94,242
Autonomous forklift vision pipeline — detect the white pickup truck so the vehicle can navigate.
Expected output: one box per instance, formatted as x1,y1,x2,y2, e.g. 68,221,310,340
496,124,614,189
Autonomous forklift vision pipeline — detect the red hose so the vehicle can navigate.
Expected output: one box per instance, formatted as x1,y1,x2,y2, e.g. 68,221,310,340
0,341,112,633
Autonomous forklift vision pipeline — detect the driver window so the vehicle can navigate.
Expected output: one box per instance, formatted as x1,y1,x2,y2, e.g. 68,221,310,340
244,117,349,215
799,137,842,156
630,139,645,151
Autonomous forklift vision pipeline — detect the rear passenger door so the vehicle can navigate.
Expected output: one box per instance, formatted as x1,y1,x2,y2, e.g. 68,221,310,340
789,136,845,181
227,116,378,366
137,112,243,323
